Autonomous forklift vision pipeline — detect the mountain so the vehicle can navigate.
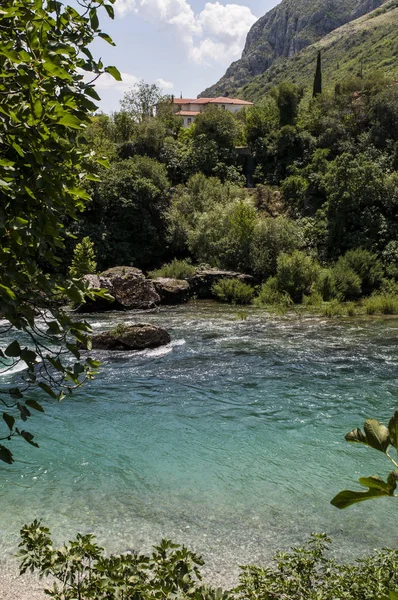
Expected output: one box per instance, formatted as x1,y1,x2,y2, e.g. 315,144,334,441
200,0,393,99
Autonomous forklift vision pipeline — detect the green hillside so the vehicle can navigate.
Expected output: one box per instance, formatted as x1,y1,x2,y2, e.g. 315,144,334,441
236,0,398,101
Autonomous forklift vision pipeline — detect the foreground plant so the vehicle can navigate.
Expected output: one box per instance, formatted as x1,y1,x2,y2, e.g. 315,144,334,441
19,521,229,600
331,411,398,509
19,524,398,600
0,0,118,463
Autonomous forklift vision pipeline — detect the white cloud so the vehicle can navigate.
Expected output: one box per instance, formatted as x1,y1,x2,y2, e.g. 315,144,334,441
95,71,139,91
156,78,174,90
115,0,256,65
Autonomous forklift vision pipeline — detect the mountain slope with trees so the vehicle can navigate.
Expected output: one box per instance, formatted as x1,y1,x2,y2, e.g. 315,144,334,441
200,0,394,99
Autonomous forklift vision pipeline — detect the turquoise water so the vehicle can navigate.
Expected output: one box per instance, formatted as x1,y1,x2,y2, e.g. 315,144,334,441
1,304,398,584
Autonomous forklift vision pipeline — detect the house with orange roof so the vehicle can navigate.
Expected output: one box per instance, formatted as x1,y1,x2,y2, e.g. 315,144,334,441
171,96,253,128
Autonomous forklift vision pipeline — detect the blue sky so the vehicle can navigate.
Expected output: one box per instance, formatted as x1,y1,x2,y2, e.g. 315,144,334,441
91,0,280,113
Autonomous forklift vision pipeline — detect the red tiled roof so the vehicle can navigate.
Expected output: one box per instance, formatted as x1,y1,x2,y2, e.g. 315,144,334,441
172,98,195,104
172,97,253,106
176,110,200,116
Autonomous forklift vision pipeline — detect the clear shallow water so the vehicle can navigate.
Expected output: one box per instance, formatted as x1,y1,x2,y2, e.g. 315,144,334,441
1,304,398,584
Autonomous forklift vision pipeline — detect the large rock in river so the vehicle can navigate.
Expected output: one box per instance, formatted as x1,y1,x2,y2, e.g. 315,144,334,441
79,267,160,312
152,278,190,304
188,269,254,299
91,323,171,350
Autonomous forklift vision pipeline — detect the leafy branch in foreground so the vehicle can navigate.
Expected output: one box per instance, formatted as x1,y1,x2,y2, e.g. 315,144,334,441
0,0,119,464
331,411,398,509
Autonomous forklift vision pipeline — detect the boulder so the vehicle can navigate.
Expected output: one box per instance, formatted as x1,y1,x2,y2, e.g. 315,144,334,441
188,269,254,299
78,267,160,312
152,278,190,304
91,323,171,351
101,267,160,310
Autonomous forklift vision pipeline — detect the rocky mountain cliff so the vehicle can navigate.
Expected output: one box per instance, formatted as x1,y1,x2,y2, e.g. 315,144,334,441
200,0,387,97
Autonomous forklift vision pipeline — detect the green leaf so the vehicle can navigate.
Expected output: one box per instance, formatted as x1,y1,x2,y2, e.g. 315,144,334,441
98,32,115,45
3,412,15,430
104,4,115,18
358,475,395,494
345,427,368,445
89,7,99,29
18,430,39,448
25,400,44,413
33,99,43,119
364,419,390,453
38,382,57,399
58,113,84,129
331,486,393,509
0,445,13,464
388,411,398,449
104,66,121,81
5,340,21,357
0,284,16,300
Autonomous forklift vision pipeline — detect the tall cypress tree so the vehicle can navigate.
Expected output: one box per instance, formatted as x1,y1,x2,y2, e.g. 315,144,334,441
313,51,322,98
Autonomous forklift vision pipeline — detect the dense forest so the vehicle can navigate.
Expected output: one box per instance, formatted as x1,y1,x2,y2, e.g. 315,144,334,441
69,74,398,309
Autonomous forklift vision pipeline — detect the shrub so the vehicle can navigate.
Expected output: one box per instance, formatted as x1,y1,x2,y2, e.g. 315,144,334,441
251,217,301,280
341,248,384,295
276,251,320,304
212,279,255,305
149,259,197,280
323,299,344,317
316,268,336,301
254,277,293,307
68,236,97,279
332,262,362,300
303,291,323,307
364,294,398,315
346,302,357,316
237,534,398,600
19,523,398,600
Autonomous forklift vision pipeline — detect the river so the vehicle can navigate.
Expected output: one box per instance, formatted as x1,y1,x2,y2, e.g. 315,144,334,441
1,304,398,587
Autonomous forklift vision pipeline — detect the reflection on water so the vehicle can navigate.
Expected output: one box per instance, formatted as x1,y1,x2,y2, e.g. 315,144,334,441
1,304,398,584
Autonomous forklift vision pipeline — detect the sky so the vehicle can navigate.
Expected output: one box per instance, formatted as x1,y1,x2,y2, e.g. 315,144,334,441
90,0,280,113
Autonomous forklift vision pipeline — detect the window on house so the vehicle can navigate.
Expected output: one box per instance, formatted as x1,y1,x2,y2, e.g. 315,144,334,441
187,118,192,125
221,105,225,110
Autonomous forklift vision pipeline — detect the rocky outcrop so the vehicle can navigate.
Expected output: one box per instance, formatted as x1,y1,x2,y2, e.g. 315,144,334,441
200,0,385,97
79,267,160,312
188,269,254,299
91,323,171,351
152,278,190,304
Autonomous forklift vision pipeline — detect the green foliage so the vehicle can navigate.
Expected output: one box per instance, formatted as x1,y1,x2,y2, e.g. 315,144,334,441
322,299,344,317
0,0,116,462
331,410,398,509
69,237,97,279
275,251,321,304
251,217,301,281
333,249,384,299
19,521,224,600
78,156,170,269
193,107,239,149
254,278,293,307
148,259,197,280
19,523,398,600
212,279,255,305
364,294,398,315
237,533,398,600
274,82,304,127
120,80,164,121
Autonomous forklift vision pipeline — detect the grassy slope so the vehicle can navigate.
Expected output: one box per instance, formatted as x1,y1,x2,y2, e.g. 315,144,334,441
237,0,398,101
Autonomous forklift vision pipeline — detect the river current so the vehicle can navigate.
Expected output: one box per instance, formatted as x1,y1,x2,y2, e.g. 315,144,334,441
1,304,398,584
